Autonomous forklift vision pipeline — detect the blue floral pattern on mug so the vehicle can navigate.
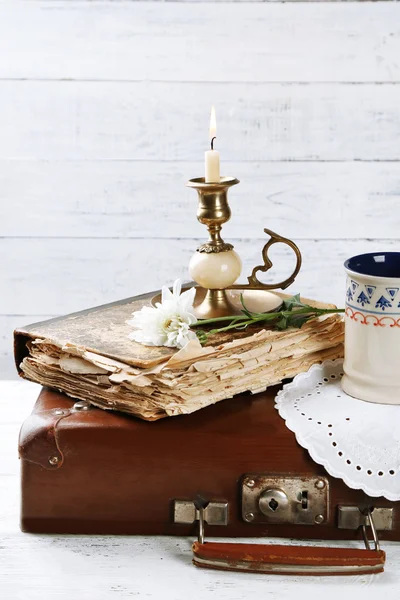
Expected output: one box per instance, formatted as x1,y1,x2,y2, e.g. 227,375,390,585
346,275,400,314
346,265,400,315
375,295,392,311
357,291,370,307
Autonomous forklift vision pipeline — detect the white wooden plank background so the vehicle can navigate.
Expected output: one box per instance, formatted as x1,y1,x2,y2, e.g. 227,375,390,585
1,3,399,83
1,0,400,379
1,160,399,239
3,380,400,599
3,238,400,315
2,81,400,161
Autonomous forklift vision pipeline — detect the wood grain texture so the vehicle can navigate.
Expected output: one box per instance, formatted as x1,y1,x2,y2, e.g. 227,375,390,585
1,0,400,382
3,237,391,316
2,381,400,598
1,160,399,239
0,2,399,82
1,81,400,161
1,234,373,379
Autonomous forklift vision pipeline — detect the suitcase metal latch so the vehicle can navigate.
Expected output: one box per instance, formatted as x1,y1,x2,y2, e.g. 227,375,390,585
241,474,329,525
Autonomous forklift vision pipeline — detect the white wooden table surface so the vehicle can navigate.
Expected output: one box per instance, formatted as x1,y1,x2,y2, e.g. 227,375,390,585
2,381,400,599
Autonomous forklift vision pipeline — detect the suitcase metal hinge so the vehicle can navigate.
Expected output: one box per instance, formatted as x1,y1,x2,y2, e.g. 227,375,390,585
173,500,229,530
338,506,393,532
241,474,329,525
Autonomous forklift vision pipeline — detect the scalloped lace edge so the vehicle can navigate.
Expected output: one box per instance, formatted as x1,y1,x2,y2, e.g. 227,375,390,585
275,359,400,502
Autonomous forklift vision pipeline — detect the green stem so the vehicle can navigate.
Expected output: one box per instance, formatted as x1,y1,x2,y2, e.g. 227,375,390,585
193,306,344,328
192,314,250,326
192,292,345,346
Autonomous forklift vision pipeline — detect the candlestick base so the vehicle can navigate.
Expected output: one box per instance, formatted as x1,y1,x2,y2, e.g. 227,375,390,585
193,289,242,319
151,287,284,319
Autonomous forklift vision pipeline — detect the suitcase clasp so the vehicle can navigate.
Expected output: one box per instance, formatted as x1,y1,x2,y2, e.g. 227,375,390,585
242,474,329,526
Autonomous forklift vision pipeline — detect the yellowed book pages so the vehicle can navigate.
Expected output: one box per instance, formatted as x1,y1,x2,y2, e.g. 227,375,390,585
15,290,344,420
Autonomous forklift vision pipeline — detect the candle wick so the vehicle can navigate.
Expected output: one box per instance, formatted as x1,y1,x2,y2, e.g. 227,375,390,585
211,136,216,151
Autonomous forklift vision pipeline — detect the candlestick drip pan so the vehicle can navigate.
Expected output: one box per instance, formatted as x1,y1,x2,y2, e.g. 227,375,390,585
151,287,283,315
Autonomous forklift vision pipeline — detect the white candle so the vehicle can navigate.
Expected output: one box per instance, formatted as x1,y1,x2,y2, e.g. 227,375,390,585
205,106,220,183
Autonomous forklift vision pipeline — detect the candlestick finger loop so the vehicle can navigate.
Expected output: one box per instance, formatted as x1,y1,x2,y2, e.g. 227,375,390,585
230,228,302,291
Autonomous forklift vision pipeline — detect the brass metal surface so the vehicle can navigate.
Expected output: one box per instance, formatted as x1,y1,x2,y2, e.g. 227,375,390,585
230,228,303,292
192,289,241,318
197,242,233,253
151,287,284,316
186,176,302,318
187,177,239,254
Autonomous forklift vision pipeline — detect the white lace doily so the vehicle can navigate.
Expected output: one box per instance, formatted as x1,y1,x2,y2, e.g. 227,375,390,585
275,360,400,501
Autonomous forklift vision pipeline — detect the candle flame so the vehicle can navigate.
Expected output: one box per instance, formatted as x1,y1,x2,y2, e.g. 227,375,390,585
209,106,217,140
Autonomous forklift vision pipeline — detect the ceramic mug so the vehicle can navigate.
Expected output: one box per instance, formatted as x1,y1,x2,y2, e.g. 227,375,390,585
342,252,400,404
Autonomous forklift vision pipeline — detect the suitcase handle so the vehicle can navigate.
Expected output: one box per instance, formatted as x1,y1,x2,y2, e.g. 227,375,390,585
192,508,386,576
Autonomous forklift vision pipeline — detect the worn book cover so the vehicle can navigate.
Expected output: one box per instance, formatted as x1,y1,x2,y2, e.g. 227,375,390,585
14,289,344,420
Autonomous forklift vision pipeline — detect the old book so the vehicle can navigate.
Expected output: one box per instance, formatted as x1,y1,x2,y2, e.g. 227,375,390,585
14,289,344,421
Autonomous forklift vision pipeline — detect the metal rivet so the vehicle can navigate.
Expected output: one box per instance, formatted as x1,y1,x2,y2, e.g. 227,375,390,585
73,400,91,411
246,479,255,488
315,479,326,490
245,512,255,522
315,514,325,524
48,456,59,466
54,409,66,416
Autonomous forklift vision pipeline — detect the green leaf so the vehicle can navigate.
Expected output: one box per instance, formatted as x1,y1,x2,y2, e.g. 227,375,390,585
288,314,311,329
282,294,307,311
275,315,289,330
191,294,344,342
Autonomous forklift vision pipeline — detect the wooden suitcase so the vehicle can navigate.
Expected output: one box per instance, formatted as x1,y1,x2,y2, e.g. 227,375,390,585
19,386,393,574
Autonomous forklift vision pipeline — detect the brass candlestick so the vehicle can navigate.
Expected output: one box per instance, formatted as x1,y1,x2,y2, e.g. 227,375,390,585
187,176,302,320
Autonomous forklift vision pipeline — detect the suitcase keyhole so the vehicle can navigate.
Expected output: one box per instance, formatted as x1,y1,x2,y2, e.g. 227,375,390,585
259,488,289,516
301,490,308,509
269,498,279,512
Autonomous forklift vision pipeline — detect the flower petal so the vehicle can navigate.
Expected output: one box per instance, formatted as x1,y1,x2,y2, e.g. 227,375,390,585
172,278,182,298
161,284,173,305
178,285,197,313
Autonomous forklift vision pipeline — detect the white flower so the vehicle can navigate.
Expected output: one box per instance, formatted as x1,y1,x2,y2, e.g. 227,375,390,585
127,279,198,349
